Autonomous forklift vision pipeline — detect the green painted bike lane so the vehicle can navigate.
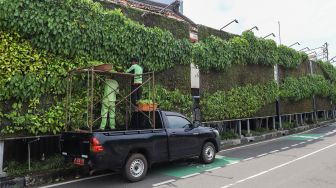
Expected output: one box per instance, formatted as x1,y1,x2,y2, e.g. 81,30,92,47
287,134,323,141
161,156,241,178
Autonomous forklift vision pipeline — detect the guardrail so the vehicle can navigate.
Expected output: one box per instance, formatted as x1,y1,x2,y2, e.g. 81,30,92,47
202,109,336,137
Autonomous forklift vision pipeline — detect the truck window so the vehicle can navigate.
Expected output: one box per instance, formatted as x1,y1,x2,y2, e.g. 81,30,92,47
167,115,191,129
129,111,163,129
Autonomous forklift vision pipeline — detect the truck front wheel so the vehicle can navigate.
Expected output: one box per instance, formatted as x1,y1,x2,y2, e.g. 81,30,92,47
123,153,148,182
200,142,216,164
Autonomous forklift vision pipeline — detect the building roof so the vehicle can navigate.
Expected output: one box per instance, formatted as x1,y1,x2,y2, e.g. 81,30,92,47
101,0,196,26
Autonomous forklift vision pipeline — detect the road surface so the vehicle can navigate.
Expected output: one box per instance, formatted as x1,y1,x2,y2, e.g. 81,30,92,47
40,123,336,188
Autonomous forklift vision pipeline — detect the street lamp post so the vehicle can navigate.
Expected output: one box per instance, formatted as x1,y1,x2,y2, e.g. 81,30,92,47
263,33,276,39
220,19,239,31
289,42,300,48
299,47,310,52
329,56,336,62
247,26,259,32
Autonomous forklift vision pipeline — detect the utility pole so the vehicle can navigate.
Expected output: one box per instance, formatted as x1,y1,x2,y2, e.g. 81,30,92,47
325,42,329,61
278,21,282,45
275,21,282,129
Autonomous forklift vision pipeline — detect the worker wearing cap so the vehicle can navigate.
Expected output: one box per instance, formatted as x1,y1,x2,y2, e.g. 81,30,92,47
100,74,119,130
126,57,143,108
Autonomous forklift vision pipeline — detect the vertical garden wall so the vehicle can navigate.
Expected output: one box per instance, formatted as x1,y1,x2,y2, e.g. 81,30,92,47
279,61,313,114
0,0,336,137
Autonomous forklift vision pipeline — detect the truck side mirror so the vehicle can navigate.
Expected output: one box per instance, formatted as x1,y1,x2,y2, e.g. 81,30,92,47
183,124,193,129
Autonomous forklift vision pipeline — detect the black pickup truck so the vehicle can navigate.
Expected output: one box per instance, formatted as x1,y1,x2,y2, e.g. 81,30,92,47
60,110,220,182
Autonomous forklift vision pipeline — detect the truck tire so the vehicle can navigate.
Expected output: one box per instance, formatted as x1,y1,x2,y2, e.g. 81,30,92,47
199,142,216,164
123,153,148,182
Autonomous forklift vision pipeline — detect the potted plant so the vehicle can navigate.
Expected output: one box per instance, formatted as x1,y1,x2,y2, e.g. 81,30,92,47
137,99,158,111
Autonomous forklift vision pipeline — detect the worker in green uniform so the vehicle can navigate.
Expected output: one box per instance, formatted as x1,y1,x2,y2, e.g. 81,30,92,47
100,74,119,130
126,57,143,108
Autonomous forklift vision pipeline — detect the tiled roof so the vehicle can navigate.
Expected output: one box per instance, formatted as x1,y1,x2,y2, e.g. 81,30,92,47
99,0,196,26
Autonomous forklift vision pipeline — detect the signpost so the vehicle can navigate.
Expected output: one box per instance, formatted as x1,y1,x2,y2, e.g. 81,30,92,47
0,140,5,177
190,27,201,123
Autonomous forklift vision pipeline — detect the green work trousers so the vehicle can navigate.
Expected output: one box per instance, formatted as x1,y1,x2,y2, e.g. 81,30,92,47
100,101,116,129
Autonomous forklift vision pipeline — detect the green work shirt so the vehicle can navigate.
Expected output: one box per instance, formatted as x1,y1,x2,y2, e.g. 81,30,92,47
126,64,143,84
103,79,119,102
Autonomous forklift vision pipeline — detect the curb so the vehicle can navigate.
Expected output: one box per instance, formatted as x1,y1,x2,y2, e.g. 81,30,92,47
0,167,88,188
220,119,335,150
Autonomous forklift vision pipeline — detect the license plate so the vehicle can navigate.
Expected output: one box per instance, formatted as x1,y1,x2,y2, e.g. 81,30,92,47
73,158,85,166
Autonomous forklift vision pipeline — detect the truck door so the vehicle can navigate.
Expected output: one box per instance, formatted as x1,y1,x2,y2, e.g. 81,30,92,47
166,115,200,160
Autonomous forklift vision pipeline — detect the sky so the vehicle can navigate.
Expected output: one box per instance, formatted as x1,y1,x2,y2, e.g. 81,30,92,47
182,0,336,62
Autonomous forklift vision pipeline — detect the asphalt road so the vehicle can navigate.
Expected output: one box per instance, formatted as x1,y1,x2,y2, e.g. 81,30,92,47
40,123,336,188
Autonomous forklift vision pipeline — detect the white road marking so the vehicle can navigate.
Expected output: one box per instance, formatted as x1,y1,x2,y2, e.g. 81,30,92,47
220,142,336,188
181,173,200,179
307,140,313,142
226,161,239,166
221,183,234,188
299,142,306,145
219,125,324,152
257,153,268,157
291,144,298,147
152,179,176,187
236,179,247,183
205,167,222,172
281,147,289,150
243,157,254,161
38,173,115,188
269,150,279,154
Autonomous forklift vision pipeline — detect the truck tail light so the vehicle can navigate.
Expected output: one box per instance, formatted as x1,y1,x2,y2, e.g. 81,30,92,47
91,137,104,153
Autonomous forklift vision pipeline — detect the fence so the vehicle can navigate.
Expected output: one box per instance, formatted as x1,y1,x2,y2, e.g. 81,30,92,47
203,109,336,137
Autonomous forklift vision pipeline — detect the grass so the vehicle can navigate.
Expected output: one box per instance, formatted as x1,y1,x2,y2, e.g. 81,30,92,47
220,130,239,140
281,121,295,130
4,155,70,177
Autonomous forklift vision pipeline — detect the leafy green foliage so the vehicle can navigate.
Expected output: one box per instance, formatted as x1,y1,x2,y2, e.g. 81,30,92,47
242,31,278,66
280,74,331,101
0,31,88,101
201,81,279,120
192,36,232,71
1,100,64,135
155,85,192,117
107,2,190,39
220,130,238,140
0,0,191,72
193,31,308,71
281,121,294,130
278,45,308,68
197,25,237,41
318,60,336,82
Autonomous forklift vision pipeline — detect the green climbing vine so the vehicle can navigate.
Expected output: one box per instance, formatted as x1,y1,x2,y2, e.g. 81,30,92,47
318,60,336,82
280,74,331,101
193,32,308,71
0,0,192,72
201,81,279,121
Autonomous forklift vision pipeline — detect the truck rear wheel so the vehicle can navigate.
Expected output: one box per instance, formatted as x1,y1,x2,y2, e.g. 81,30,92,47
123,153,148,182
200,142,216,164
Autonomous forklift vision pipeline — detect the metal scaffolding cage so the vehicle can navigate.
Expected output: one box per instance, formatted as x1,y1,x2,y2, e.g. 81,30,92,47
65,66,156,132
